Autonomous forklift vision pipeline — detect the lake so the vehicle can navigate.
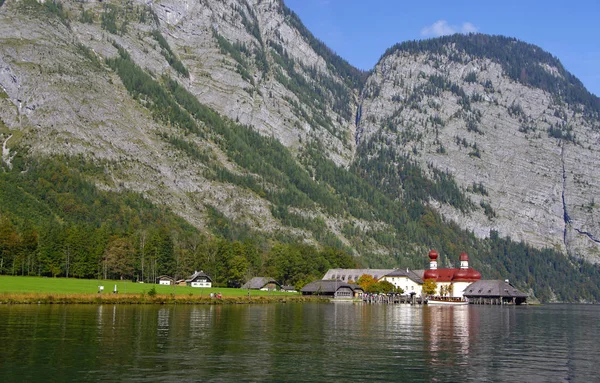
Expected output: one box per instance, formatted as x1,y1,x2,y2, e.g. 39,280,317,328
0,303,598,382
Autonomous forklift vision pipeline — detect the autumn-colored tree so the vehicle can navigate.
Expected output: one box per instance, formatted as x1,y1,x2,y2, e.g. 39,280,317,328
104,236,135,280
422,279,437,296
357,274,376,291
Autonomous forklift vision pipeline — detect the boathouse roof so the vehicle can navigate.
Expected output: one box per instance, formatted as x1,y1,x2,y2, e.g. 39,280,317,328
464,280,527,298
241,277,280,290
301,280,364,294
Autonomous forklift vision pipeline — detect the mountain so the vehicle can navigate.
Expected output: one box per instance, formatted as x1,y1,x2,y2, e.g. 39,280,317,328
0,0,599,301
358,34,600,263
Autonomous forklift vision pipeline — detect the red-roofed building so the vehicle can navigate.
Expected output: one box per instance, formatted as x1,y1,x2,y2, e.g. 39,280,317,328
423,250,481,298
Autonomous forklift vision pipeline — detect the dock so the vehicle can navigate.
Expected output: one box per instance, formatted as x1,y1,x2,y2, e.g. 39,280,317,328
362,294,424,305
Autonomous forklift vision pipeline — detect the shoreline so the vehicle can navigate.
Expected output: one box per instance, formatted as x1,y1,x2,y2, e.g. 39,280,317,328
0,292,326,305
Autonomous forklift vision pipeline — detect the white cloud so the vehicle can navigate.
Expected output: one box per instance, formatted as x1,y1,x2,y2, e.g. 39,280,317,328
420,20,479,37
461,22,478,34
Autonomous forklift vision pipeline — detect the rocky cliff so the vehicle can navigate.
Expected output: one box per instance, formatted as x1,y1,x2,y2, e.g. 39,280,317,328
1,0,600,294
0,0,362,241
358,35,600,263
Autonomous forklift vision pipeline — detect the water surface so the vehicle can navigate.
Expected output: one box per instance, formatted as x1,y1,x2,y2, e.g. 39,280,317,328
0,303,598,382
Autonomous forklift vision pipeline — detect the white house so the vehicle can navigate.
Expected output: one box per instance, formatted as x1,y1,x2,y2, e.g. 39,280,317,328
157,276,174,286
186,271,213,288
379,269,424,295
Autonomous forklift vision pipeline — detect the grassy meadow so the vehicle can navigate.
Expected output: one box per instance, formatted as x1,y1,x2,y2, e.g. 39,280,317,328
0,276,303,304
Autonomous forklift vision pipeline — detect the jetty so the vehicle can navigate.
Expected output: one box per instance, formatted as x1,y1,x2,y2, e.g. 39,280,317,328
362,293,424,305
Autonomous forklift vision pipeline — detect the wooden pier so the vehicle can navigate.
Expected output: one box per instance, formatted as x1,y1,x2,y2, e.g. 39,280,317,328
468,297,521,305
362,294,423,305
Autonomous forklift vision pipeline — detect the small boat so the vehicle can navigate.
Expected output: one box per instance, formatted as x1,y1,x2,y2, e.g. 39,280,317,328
426,297,469,306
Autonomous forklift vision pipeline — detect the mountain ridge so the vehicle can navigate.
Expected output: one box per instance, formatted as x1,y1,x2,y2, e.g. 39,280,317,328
1,0,599,301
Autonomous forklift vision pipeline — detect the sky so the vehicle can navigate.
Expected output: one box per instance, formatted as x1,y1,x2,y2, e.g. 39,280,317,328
284,0,600,97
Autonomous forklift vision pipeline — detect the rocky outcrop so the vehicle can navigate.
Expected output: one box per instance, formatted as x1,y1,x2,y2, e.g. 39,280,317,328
359,46,600,262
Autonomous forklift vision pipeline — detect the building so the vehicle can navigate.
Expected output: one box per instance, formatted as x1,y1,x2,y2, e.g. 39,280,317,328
301,280,364,298
379,269,424,295
464,280,528,305
241,277,281,291
185,271,212,288
322,268,395,283
423,250,482,298
156,276,174,286
321,250,483,299
280,285,297,293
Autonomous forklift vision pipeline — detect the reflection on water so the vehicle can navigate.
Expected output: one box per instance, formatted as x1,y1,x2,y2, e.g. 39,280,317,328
0,303,598,382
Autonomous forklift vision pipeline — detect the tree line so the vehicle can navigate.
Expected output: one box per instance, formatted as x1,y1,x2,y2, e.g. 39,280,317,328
0,158,356,288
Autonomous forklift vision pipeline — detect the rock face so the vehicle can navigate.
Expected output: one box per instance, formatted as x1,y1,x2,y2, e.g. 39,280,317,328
1,1,599,264
0,0,360,242
358,39,600,262
149,0,358,164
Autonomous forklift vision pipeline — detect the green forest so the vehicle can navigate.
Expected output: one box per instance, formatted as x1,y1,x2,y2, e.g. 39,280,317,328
0,158,357,288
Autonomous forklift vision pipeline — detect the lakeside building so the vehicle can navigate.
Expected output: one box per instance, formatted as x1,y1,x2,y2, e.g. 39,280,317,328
185,271,212,288
423,250,481,298
463,280,528,305
157,276,174,286
322,268,424,295
322,269,395,283
379,269,424,296
322,250,526,304
301,280,364,298
241,277,281,291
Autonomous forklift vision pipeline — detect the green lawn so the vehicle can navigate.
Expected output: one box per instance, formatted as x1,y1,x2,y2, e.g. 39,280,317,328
0,276,297,297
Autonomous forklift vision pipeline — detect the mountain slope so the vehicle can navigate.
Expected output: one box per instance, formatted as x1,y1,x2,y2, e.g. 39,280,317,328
358,34,600,263
1,1,600,301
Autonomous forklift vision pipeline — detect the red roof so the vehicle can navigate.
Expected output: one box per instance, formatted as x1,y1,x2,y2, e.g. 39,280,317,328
423,268,481,282
423,250,480,282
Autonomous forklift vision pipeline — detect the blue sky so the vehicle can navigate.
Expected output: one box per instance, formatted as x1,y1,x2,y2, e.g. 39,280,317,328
284,0,600,96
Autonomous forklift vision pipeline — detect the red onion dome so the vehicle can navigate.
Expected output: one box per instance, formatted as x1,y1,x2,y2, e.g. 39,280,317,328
423,269,438,280
453,268,469,280
468,269,482,280
460,252,469,261
428,249,439,260
453,268,481,281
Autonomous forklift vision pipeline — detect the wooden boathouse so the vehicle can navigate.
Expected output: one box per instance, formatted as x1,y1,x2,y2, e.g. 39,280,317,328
463,280,528,305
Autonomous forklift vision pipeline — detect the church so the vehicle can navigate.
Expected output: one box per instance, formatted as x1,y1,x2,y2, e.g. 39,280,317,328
422,249,482,298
